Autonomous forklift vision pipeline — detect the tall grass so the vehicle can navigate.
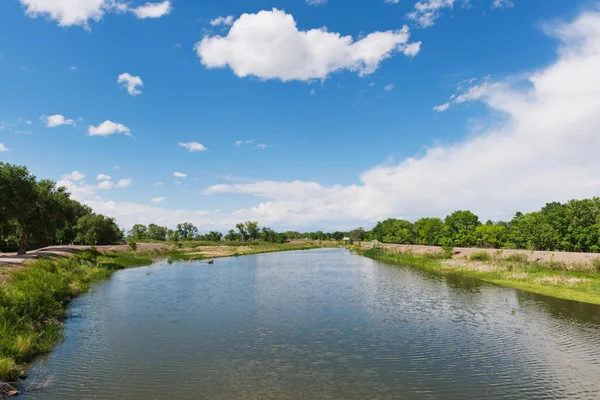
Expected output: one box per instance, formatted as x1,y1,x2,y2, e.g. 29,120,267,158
0,251,151,381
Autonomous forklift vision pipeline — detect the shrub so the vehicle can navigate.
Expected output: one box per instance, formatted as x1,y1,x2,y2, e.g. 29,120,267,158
504,254,529,263
470,252,492,261
423,250,453,260
77,247,101,263
592,258,600,273
128,240,137,251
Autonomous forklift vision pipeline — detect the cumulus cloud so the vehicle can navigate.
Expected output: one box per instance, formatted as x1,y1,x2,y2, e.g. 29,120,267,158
198,10,600,228
150,197,166,203
98,180,114,190
117,178,133,188
210,15,234,26
62,171,85,181
97,174,112,180
130,0,171,19
433,80,499,111
19,0,171,29
117,73,143,96
173,172,187,178
0,143,9,152
178,142,207,152
88,120,131,137
256,143,267,149
384,84,395,91
44,114,75,127
408,0,455,28
196,9,421,82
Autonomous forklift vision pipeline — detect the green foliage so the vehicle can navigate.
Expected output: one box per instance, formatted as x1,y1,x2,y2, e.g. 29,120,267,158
176,222,198,240
444,210,481,247
225,229,241,241
244,221,260,241
475,224,509,249
370,219,416,244
146,224,168,241
349,228,365,243
592,258,600,273
504,254,529,263
128,240,137,251
414,217,445,246
470,252,492,261
128,224,147,240
75,214,123,245
201,231,223,242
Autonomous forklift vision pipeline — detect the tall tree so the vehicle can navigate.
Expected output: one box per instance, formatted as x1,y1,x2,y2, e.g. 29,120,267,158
244,221,260,241
146,224,168,241
176,222,198,239
75,214,123,245
129,224,148,240
236,223,248,241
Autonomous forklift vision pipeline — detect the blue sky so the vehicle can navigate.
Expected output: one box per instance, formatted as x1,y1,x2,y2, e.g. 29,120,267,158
1,0,600,232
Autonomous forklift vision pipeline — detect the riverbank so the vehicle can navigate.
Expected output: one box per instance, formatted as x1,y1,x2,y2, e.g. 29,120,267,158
358,246,600,305
0,242,319,385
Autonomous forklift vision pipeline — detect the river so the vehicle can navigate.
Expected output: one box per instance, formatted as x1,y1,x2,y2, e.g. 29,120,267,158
23,248,600,399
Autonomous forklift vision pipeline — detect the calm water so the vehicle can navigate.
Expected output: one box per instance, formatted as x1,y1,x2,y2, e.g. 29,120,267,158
24,249,600,399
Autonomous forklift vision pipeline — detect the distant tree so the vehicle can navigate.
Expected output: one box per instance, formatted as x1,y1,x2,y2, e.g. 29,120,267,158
414,217,445,246
370,218,416,244
129,224,147,240
176,222,198,239
204,231,223,242
349,227,366,243
146,224,168,241
75,214,123,245
166,229,180,242
225,229,240,241
236,223,248,241
261,227,285,243
475,224,509,249
244,221,260,241
444,210,481,247
331,231,346,241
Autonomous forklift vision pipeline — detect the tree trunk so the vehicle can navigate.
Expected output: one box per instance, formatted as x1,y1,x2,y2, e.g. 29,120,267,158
17,224,28,255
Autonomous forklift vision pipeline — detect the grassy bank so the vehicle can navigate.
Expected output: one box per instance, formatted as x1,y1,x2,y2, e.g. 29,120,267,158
359,247,600,305
0,249,153,382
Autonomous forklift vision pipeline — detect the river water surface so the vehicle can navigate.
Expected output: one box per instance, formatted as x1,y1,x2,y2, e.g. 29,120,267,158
24,249,600,399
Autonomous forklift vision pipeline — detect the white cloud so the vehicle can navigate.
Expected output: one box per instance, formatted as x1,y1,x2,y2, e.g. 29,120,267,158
178,142,207,152
24,120,32,125
88,120,131,137
130,0,171,19
306,0,327,6
434,80,499,111
150,197,166,203
196,9,421,82
62,171,85,181
114,165,121,169
197,10,600,228
117,178,133,188
19,0,170,29
256,143,267,149
174,172,187,178
384,0,400,3
210,15,234,26
310,89,316,95
44,114,75,127
96,174,112,180
117,73,143,96
408,0,455,28
0,143,9,152
235,140,243,146
493,0,514,8
69,66,77,70
98,180,114,190
384,84,395,91
153,181,164,186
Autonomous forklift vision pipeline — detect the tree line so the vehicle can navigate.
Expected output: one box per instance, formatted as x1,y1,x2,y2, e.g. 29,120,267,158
0,163,122,254
366,199,600,252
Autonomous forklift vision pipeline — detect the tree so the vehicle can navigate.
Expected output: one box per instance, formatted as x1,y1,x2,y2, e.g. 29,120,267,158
0,163,75,254
331,231,346,241
370,219,416,244
475,224,509,249
236,223,248,241
204,231,223,242
129,224,147,240
166,229,180,242
225,229,240,241
444,210,481,247
414,217,445,246
176,222,198,239
75,214,123,245
261,227,285,243
350,227,366,243
244,221,260,241
146,224,168,241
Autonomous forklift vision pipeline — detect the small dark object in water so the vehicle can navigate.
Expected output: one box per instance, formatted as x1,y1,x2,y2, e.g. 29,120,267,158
207,260,214,264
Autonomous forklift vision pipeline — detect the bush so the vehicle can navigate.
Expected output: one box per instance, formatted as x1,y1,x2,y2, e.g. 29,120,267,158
423,250,453,260
504,254,529,263
77,247,101,263
591,258,600,273
128,240,137,251
470,252,492,261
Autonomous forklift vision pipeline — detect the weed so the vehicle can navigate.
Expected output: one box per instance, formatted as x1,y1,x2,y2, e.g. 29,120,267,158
592,258,600,273
470,252,492,261
503,254,529,263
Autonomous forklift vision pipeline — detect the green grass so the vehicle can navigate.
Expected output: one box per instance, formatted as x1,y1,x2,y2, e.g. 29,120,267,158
470,252,492,261
359,248,600,306
0,250,153,381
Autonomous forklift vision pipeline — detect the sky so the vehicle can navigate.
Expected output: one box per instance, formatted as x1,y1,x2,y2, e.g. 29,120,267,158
1,0,599,232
